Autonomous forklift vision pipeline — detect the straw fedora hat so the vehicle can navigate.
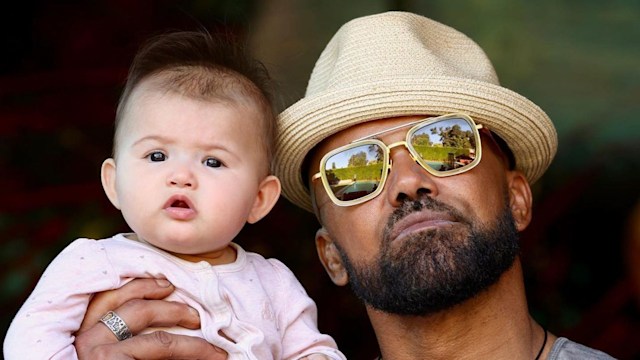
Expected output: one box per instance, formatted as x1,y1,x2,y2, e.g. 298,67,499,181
275,11,557,213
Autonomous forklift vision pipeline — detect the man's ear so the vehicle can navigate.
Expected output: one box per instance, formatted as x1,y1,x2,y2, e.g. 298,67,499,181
507,171,532,231
316,228,348,286
101,158,121,210
247,175,281,224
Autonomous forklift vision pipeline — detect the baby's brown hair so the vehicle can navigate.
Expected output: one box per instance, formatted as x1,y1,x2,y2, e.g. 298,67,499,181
114,31,276,173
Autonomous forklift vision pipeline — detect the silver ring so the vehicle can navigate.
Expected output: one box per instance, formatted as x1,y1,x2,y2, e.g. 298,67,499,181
99,310,132,341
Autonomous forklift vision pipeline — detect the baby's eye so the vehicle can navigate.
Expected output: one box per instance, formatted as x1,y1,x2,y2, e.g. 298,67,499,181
148,151,166,162
204,158,223,168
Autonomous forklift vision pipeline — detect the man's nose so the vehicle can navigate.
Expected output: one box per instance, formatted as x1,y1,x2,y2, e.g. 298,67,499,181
385,147,438,206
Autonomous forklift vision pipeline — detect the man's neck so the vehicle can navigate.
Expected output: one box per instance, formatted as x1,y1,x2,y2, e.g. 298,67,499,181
368,259,555,360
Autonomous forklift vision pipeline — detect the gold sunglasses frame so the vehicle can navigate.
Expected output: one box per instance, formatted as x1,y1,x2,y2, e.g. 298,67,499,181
312,113,484,207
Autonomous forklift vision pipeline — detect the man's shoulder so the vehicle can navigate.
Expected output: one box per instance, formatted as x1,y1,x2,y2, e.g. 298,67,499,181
549,337,617,360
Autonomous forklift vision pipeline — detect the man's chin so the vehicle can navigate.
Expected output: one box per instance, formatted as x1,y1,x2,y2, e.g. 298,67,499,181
342,204,520,316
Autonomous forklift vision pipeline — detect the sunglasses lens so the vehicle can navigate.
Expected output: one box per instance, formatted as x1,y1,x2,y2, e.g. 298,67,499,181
409,117,478,173
322,143,385,202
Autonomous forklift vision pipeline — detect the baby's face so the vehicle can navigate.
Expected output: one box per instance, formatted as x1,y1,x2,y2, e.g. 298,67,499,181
105,82,268,257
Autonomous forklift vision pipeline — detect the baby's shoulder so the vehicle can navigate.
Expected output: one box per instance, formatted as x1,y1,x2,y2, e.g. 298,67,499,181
60,234,150,261
241,247,290,274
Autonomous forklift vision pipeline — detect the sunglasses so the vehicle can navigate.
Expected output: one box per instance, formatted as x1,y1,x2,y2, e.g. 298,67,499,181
312,113,484,206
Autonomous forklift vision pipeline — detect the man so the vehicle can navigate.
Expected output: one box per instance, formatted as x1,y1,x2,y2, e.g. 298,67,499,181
74,11,614,359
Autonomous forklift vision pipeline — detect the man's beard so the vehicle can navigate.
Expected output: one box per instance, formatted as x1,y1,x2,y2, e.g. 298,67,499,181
335,195,520,316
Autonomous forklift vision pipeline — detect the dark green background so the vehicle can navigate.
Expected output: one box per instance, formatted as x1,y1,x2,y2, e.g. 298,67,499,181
1,1,639,359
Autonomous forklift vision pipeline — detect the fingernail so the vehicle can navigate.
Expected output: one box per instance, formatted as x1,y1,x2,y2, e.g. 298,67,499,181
155,279,171,287
189,307,199,316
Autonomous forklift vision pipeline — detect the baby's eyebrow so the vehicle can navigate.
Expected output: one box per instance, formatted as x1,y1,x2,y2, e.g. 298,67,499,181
131,135,171,147
131,135,234,155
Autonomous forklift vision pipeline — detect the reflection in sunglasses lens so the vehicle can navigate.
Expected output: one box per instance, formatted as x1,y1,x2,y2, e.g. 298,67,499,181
410,118,477,172
324,143,384,201
321,116,479,204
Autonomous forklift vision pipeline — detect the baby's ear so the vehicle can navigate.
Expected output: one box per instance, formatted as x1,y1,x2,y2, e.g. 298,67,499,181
101,158,121,209
247,175,281,224
316,228,348,286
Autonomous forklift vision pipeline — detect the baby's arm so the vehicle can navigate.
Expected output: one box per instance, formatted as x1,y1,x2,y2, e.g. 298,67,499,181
268,259,347,360
3,239,119,360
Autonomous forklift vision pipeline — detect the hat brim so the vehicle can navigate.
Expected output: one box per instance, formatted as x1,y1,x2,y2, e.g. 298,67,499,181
275,76,557,212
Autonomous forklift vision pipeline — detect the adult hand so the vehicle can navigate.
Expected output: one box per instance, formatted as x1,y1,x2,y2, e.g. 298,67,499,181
74,278,227,359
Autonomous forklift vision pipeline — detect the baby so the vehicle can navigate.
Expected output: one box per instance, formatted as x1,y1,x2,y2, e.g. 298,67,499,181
4,31,345,360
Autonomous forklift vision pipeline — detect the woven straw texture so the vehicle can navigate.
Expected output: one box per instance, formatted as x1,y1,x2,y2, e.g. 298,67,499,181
275,12,557,212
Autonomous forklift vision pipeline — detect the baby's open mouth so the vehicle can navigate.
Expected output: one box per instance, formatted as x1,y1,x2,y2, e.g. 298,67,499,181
171,200,190,208
164,196,196,220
